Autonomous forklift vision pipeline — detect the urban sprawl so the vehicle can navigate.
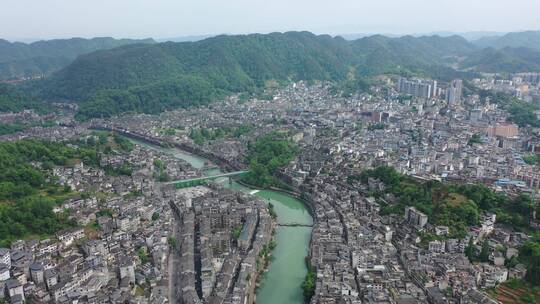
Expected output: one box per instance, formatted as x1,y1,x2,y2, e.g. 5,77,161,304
1,72,540,304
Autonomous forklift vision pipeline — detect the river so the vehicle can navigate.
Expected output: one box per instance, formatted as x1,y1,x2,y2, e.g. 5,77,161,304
126,137,312,304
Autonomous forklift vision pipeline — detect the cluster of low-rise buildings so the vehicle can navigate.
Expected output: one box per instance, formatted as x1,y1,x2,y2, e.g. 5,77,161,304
0,133,217,303
168,185,273,304
1,74,539,303
78,77,540,303
472,73,540,103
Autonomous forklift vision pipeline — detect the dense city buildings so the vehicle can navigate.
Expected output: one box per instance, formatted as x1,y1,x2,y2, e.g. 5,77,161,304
0,71,539,304
5,0,540,300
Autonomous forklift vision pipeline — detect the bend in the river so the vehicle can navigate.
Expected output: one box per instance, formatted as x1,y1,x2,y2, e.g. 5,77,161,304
126,137,312,304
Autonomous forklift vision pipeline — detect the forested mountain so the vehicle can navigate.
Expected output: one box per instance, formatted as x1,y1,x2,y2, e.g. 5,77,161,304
350,34,476,78
462,47,540,73
35,32,486,119
46,33,478,100
0,83,46,113
473,31,540,50
0,37,155,80
4,31,540,119
45,32,353,99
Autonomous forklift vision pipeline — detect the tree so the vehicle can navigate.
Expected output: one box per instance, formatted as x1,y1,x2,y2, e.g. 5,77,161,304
519,241,540,285
232,227,242,240
368,123,386,131
302,260,317,302
358,165,539,236
268,202,277,220
0,84,47,113
158,172,170,182
138,248,149,264
0,140,102,245
479,239,490,262
0,123,26,136
243,132,299,188
167,237,178,249
523,154,539,165
465,238,476,261
468,133,483,146
507,101,540,127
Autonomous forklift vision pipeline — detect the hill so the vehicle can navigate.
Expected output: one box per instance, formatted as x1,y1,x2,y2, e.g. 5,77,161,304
462,47,540,73
10,31,540,119
0,37,155,80
425,31,505,41
473,31,540,50
46,32,354,99
156,34,216,43
0,83,46,113
35,32,484,119
351,34,476,78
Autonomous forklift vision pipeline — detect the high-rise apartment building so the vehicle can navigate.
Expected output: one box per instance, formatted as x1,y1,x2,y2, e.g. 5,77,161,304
445,79,463,105
397,77,438,99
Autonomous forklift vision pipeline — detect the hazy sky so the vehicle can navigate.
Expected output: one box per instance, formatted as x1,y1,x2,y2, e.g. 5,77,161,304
1,0,539,41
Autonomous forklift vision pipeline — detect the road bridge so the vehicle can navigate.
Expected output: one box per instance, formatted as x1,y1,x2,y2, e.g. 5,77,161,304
166,171,249,188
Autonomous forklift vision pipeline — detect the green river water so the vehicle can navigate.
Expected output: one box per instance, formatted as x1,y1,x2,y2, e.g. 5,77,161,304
127,138,312,304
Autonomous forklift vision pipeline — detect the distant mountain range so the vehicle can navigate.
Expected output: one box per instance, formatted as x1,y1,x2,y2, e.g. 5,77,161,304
156,35,218,43
44,33,478,101
425,31,506,41
32,32,481,119
2,31,540,82
2,30,540,119
472,31,540,50
462,47,540,73
338,31,506,41
0,37,155,80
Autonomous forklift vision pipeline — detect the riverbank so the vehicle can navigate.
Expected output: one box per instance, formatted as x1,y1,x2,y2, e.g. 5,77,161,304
117,131,313,304
253,225,277,289
90,125,243,172
236,179,316,220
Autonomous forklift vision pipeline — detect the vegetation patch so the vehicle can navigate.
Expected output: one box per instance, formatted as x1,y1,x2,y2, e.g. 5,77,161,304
243,132,299,188
0,133,134,246
349,166,539,238
302,258,316,302
189,123,254,145
480,91,540,127
489,279,540,304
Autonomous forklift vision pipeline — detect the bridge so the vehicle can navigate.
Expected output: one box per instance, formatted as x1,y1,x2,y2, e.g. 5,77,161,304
166,171,249,189
278,222,313,227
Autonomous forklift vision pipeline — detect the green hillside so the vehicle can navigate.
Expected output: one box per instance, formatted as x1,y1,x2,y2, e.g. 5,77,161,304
35,32,483,119
351,34,476,78
45,32,353,99
462,47,540,73
473,31,540,50
5,31,540,119
0,37,155,80
0,83,46,113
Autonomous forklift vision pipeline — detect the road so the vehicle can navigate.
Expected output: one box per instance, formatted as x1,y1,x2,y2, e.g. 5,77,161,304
168,210,181,303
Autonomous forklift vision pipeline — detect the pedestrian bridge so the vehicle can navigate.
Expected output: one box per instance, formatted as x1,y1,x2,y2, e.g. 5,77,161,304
165,171,249,188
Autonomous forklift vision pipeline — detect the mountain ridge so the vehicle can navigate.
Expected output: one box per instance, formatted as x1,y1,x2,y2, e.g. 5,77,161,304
462,46,540,73
472,31,540,50
5,31,540,119
0,37,155,80
33,31,485,119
